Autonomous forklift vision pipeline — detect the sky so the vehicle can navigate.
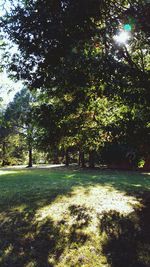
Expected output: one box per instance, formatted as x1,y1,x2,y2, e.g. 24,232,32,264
0,72,23,106
0,56,23,107
0,0,22,106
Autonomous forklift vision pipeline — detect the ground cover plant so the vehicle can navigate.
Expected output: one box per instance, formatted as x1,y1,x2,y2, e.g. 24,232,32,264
0,167,150,267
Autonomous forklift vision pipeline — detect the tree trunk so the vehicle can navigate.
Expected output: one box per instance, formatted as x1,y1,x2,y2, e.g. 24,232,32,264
78,150,81,166
80,151,85,168
53,148,59,164
81,152,85,168
28,147,33,167
65,148,69,166
89,150,95,168
1,141,6,167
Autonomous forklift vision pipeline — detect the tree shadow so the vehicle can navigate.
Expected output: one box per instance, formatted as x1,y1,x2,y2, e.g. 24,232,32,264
0,204,92,267
68,205,91,245
0,169,150,212
99,193,150,267
0,209,66,267
0,169,150,266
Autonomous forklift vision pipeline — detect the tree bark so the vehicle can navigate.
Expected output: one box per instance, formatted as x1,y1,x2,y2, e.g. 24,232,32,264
65,148,69,166
79,151,85,168
28,147,33,167
1,141,6,167
78,150,81,166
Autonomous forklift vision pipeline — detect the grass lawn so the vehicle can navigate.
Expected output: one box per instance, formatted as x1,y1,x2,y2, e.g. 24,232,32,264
0,167,150,267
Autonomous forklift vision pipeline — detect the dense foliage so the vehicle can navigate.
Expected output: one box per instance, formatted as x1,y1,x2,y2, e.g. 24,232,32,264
0,0,150,168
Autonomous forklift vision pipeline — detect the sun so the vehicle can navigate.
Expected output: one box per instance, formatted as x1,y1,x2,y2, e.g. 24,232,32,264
114,30,131,45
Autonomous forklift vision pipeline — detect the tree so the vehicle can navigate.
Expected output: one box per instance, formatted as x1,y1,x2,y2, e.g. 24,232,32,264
5,88,36,167
0,109,10,166
1,0,150,168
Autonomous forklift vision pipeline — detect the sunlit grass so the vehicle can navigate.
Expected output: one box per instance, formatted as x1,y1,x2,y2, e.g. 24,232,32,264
0,168,150,266
0,170,17,175
36,184,140,223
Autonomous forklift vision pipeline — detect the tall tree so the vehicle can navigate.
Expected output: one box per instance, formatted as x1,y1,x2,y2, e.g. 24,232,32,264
0,109,10,166
6,88,36,167
1,0,150,167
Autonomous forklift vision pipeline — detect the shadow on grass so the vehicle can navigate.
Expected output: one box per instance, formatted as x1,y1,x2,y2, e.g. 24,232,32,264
0,169,150,211
0,207,69,267
0,194,150,266
68,205,91,245
0,169,150,266
99,193,150,267
0,204,93,267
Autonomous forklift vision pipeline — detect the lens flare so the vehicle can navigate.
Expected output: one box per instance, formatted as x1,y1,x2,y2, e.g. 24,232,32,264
123,24,132,31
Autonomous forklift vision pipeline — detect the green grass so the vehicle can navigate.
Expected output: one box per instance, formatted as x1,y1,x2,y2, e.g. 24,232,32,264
0,168,150,267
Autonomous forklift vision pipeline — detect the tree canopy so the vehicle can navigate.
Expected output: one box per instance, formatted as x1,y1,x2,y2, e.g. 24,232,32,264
0,0,150,168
